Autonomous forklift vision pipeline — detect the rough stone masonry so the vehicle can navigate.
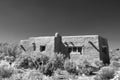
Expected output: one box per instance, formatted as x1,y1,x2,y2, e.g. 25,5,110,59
20,33,110,64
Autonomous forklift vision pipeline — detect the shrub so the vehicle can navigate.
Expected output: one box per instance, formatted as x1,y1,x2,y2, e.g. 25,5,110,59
110,61,120,70
9,69,43,80
4,56,15,64
9,74,23,80
35,54,49,69
15,52,50,69
111,56,120,61
94,60,104,69
0,60,14,78
0,43,9,54
64,60,77,74
0,43,22,62
0,43,10,60
116,73,120,80
17,56,35,69
40,60,55,76
23,70,43,80
80,66,94,76
53,69,69,80
82,59,91,67
7,43,22,58
94,67,115,80
39,53,65,76
77,59,95,76
50,53,65,70
6,68,27,80
111,72,120,80
78,65,94,76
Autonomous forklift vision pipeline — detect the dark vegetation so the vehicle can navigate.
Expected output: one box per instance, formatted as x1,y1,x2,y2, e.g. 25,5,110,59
0,42,119,80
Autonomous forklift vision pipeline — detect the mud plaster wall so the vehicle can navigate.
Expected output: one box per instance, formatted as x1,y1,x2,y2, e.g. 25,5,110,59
20,35,109,63
20,37,55,57
20,39,35,52
99,36,110,64
62,35,100,62
54,35,68,58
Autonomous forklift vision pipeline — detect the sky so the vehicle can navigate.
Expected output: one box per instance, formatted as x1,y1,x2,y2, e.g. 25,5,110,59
0,0,120,49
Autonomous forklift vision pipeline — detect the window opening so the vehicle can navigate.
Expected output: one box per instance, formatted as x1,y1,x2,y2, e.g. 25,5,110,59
78,47,82,54
73,47,77,52
40,46,46,52
32,43,36,51
68,47,72,53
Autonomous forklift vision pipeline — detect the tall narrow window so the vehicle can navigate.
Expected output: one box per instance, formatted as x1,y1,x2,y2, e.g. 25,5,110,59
40,46,46,52
32,43,36,51
78,47,82,54
73,47,77,52
68,47,72,53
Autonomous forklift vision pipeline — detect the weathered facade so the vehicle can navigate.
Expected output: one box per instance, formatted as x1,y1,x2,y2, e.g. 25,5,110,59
20,33,110,64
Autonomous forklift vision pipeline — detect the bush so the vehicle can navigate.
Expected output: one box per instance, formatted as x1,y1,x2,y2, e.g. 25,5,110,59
79,66,94,76
9,69,44,80
94,67,115,80
39,61,54,76
111,72,120,80
4,56,15,64
50,53,65,70
53,69,69,80
8,43,22,58
17,56,35,69
35,54,49,69
111,56,120,61
82,59,91,67
0,61,14,78
116,73,120,80
23,70,43,80
0,43,22,62
39,53,65,76
94,60,104,69
64,60,77,74
110,61,120,70
15,52,50,69
77,59,95,76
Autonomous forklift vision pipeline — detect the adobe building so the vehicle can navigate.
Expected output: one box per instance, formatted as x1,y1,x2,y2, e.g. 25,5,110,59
20,33,110,64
